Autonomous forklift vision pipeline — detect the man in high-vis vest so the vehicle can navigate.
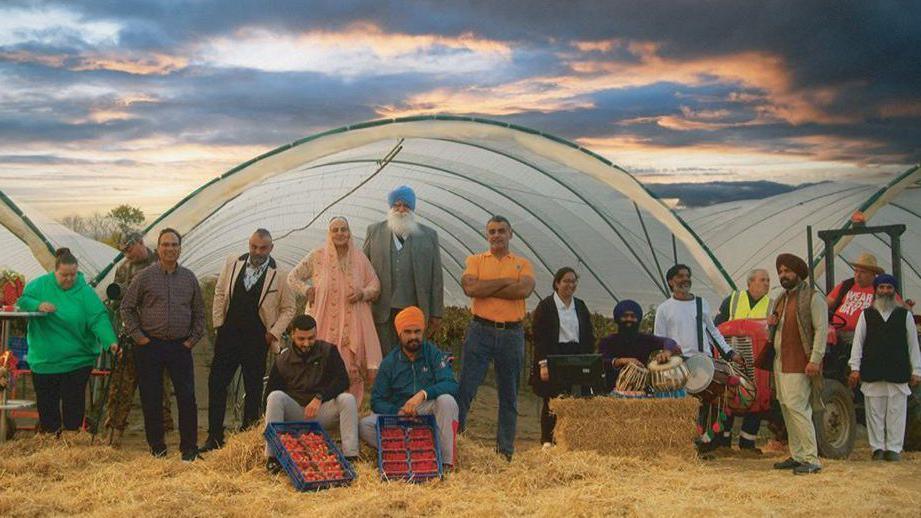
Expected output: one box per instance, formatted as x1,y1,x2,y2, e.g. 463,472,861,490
715,268,771,325
713,268,771,451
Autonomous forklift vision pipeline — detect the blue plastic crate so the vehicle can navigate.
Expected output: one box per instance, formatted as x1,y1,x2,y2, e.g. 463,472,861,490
375,414,443,482
264,421,356,491
7,336,27,369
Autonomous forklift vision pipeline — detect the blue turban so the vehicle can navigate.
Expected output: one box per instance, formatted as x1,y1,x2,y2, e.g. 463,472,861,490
874,274,898,289
613,300,643,321
388,185,416,211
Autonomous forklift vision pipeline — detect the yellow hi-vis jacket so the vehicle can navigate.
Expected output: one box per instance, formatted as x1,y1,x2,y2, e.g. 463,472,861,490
729,290,770,320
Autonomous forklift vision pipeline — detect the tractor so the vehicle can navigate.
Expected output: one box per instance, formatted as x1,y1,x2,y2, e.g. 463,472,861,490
719,220,920,459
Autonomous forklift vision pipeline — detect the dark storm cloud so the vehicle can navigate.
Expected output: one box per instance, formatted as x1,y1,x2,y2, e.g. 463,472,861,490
1,1,919,164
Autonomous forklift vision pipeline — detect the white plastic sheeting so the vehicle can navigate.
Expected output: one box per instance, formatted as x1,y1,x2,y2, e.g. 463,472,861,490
0,224,44,280
682,165,921,300
0,191,118,281
94,117,735,313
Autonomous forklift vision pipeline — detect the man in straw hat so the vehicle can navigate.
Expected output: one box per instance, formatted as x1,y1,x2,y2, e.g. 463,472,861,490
360,306,459,467
826,252,884,335
769,253,827,474
848,274,921,462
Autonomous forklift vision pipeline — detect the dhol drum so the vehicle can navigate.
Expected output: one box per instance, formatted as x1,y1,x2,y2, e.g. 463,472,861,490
614,361,649,394
647,355,689,392
684,354,733,403
725,362,758,413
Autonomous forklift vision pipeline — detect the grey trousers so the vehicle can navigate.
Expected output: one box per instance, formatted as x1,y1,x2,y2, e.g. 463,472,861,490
375,312,399,356
264,391,359,457
359,394,458,465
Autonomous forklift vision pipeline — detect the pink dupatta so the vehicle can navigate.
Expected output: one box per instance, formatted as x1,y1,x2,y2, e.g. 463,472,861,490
308,233,382,369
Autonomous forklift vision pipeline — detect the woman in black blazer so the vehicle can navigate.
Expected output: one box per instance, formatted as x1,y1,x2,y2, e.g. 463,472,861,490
529,267,596,447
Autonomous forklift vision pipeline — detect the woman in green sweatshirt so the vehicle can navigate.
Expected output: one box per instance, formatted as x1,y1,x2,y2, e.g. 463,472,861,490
18,248,119,433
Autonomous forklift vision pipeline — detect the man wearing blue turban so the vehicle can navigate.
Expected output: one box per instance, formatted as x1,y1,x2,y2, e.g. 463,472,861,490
848,274,921,462
363,185,444,355
598,299,681,391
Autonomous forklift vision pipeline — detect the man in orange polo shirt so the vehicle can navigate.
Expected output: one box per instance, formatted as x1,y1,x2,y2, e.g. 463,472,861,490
457,215,535,461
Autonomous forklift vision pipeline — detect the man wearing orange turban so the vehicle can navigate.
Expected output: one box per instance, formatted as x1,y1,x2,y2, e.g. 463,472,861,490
359,306,459,466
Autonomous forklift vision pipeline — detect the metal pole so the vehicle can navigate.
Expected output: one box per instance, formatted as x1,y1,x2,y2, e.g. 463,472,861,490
671,234,678,265
823,236,835,295
807,226,815,290
891,231,903,294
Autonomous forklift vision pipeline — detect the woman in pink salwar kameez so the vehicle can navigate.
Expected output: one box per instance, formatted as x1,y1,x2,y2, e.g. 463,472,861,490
287,217,382,406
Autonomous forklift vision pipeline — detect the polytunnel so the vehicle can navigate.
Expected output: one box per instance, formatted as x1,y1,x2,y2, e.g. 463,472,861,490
0,191,118,280
93,116,736,313
681,164,921,300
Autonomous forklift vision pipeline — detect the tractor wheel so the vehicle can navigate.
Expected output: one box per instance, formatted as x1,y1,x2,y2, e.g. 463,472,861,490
4,415,15,441
814,379,856,459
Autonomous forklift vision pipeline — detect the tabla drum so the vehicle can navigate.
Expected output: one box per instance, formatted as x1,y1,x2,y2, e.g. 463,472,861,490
614,361,649,394
684,354,733,402
647,355,689,392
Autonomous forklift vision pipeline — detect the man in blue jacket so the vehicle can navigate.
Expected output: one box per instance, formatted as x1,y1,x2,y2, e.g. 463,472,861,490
359,306,459,467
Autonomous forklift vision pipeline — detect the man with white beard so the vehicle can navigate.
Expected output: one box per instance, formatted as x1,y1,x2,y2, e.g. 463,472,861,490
363,186,444,354
848,274,921,462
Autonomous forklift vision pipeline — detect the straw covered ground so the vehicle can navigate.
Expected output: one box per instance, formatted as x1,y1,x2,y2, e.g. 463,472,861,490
2,424,920,517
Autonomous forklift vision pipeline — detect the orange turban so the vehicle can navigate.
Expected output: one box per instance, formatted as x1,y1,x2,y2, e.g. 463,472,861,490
394,306,425,334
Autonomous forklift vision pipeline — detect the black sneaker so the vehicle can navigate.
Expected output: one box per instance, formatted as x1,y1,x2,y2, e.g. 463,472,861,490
739,444,763,455
883,451,901,462
198,437,224,453
773,457,802,470
151,447,168,458
181,450,203,463
872,449,885,461
695,438,718,455
266,457,283,474
792,463,822,475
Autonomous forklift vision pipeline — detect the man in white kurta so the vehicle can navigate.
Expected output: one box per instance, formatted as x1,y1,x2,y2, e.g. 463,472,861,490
848,274,921,461
655,263,742,454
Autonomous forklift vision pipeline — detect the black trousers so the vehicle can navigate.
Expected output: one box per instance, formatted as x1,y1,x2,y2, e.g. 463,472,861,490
540,397,556,444
135,338,198,454
32,365,92,433
207,326,267,441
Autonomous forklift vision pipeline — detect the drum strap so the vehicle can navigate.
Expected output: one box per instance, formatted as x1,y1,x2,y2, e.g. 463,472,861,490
696,297,704,353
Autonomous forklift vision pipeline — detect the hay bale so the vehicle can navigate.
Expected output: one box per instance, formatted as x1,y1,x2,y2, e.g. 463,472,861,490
207,423,266,474
549,396,700,461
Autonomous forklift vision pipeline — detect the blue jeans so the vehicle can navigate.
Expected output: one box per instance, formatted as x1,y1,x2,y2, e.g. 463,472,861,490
457,320,524,456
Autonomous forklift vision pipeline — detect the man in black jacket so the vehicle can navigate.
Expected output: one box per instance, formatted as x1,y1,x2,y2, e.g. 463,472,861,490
263,315,358,473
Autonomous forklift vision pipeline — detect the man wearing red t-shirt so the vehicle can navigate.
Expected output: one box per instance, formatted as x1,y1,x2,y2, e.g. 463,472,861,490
826,253,883,333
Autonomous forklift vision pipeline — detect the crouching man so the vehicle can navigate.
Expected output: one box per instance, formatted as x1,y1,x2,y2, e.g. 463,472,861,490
359,306,459,467
264,314,358,473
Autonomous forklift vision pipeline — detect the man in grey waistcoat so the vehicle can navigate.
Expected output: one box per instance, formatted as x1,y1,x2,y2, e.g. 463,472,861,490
363,185,444,354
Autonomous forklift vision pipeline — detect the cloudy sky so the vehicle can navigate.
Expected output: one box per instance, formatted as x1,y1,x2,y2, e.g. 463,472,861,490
1,1,919,218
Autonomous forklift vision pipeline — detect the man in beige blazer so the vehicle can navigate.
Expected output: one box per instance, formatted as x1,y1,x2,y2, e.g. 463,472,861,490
201,228,296,452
